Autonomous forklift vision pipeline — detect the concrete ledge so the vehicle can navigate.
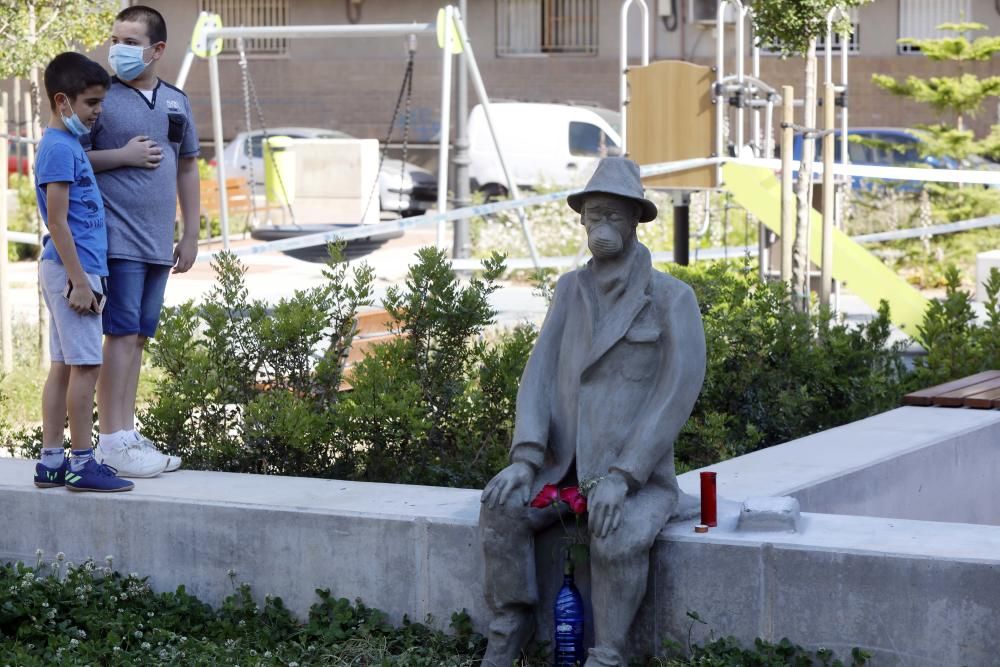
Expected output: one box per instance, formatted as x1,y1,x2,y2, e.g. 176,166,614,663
2,407,1000,665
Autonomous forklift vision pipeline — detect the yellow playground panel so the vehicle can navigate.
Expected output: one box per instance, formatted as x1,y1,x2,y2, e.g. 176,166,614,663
723,163,930,339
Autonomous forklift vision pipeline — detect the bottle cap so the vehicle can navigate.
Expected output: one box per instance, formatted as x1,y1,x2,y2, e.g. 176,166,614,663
694,524,709,533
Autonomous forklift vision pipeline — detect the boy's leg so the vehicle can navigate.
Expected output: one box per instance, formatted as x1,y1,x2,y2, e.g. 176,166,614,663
41,362,71,447
66,364,100,450
122,335,147,432
96,259,167,478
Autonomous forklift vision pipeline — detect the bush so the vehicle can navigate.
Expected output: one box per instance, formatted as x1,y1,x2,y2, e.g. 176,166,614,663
907,265,1000,389
667,261,908,471
140,246,376,478
6,173,40,262
142,246,535,488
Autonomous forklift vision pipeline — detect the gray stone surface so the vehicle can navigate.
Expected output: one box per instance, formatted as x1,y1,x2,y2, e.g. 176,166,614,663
4,407,1000,665
736,496,801,533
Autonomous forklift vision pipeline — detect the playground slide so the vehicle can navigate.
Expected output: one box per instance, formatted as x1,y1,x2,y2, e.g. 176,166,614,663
722,163,930,339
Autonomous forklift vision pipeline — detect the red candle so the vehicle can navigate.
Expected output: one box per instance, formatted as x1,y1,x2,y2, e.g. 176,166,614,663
700,471,717,527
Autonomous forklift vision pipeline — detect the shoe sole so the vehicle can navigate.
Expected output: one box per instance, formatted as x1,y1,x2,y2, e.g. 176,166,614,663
96,459,169,478
66,484,134,493
34,482,64,488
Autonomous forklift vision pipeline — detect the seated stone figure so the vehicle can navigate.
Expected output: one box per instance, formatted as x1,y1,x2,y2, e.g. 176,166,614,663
479,157,706,667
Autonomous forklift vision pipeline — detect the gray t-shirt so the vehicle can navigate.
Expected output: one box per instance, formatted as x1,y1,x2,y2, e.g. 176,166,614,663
86,77,199,265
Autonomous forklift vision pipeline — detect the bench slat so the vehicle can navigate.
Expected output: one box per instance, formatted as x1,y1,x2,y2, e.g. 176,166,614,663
903,370,1000,406
931,376,1000,407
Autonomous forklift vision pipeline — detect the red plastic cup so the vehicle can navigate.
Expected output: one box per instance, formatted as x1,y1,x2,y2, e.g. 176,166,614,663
700,471,717,527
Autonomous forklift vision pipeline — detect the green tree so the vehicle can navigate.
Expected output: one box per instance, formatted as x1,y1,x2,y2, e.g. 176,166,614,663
749,0,871,311
873,22,1000,223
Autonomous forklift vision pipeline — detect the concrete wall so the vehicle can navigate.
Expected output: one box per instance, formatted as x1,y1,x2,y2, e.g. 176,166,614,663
4,406,1000,664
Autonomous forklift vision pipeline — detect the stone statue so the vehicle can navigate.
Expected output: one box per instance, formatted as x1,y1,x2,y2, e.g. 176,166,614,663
479,157,707,667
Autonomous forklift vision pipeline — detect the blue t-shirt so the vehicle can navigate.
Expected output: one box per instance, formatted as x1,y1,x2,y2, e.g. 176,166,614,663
36,128,108,276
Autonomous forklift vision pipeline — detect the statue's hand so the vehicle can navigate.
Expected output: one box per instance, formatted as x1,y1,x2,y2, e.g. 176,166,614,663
481,461,535,509
588,472,629,538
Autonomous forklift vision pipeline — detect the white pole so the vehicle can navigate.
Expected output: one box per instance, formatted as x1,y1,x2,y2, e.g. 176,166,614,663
453,9,541,268
0,102,11,374
619,0,649,152
207,47,230,249
715,1,726,183
175,49,195,90
734,0,745,154
436,5,454,250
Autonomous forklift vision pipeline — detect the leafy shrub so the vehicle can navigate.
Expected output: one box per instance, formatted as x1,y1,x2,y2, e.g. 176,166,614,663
907,265,1000,389
667,261,908,471
140,246,375,478
6,173,40,262
331,247,536,487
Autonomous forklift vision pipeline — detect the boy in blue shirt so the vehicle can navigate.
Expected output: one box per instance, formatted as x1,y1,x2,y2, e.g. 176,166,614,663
33,52,132,492
86,5,200,477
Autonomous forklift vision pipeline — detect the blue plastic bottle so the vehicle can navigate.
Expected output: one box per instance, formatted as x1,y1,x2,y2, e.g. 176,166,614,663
553,558,585,666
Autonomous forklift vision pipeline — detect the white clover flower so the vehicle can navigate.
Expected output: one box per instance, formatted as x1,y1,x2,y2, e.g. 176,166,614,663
225,639,237,648
77,629,86,639
41,602,48,608
238,620,246,627
69,639,79,647
227,568,237,577
120,593,128,600
56,552,65,561
263,651,272,658
141,641,151,650
113,646,121,653
134,630,143,639
47,610,56,620
110,596,117,603
159,649,168,659
288,663,299,667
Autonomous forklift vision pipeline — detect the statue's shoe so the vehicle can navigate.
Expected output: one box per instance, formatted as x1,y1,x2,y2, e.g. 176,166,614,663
585,645,626,666
480,609,534,667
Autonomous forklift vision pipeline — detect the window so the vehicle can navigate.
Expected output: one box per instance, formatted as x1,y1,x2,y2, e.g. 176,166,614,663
198,0,289,56
496,0,598,57
898,0,971,54
569,122,618,157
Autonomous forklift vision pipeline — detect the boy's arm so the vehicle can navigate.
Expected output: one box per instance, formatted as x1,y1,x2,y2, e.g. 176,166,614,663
87,136,163,173
173,156,200,273
44,183,99,314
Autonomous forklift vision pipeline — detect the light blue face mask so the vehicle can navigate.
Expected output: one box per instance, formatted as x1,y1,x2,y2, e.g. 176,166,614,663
59,98,90,138
108,43,153,81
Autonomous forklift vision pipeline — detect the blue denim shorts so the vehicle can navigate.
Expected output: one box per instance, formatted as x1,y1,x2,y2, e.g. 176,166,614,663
102,258,171,338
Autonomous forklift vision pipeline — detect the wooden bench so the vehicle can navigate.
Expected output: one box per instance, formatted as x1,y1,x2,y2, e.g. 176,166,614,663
199,177,281,235
339,309,403,391
903,371,1000,408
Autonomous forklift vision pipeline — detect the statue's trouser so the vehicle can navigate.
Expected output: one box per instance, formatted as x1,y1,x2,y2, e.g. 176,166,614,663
479,484,677,667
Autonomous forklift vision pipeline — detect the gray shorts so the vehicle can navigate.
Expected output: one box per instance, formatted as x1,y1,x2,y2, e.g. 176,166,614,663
39,259,105,366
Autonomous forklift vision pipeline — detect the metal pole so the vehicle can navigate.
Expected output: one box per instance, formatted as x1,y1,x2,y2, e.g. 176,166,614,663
619,0,650,151
0,103,11,374
175,49,195,89
821,82,835,307
452,0,471,260
25,92,47,368
715,1,726,184
436,5,454,250
673,191,690,266
207,47,230,249
780,85,794,284
734,0,744,153
453,10,541,268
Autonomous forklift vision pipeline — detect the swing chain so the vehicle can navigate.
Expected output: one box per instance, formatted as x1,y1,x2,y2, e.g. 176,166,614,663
237,37,259,229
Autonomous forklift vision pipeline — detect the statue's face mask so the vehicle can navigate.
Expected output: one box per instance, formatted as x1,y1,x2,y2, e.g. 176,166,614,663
581,196,638,259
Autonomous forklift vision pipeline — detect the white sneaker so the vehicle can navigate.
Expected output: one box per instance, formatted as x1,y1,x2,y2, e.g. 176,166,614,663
137,435,182,473
97,441,169,478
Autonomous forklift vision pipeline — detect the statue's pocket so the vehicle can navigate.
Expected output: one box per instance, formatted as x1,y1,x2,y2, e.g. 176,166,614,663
618,327,659,381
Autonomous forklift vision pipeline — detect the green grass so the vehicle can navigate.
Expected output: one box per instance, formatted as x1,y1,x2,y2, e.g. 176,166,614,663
0,319,162,428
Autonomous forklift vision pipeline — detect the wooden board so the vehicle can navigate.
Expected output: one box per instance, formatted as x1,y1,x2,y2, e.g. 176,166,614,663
626,60,716,190
932,376,1000,407
961,386,1000,409
902,370,1000,406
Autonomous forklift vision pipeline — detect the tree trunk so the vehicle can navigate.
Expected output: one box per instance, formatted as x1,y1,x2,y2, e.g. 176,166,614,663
791,38,817,313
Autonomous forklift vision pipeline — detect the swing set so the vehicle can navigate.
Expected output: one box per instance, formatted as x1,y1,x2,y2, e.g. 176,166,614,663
176,5,540,266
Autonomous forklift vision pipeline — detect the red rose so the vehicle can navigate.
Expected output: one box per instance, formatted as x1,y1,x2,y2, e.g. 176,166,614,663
530,484,560,508
559,486,588,515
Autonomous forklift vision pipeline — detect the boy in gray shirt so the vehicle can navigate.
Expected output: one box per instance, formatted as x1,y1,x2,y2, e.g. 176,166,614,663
86,5,200,477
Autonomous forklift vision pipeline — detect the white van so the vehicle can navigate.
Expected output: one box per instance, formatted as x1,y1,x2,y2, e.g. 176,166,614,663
467,102,622,196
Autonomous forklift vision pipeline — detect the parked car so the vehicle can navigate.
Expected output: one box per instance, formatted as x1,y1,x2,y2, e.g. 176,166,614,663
467,102,622,196
218,127,437,217
791,127,960,190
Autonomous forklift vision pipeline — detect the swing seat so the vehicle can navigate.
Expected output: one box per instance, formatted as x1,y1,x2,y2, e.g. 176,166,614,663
249,224,403,263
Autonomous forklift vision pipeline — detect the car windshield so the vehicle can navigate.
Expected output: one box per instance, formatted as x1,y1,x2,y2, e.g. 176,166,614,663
247,130,353,158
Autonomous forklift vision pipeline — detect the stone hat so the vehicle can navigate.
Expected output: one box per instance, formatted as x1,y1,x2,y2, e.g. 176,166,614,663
567,157,658,223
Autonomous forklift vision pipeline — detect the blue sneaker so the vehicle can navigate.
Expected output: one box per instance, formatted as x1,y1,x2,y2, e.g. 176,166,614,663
34,458,69,488
65,459,134,493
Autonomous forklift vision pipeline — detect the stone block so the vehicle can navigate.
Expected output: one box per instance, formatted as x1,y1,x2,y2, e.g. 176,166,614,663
737,496,801,533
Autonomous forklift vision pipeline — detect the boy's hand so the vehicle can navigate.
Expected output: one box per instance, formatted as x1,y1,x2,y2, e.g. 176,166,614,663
172,235,198,274
68,282,99,315
121,135,162,169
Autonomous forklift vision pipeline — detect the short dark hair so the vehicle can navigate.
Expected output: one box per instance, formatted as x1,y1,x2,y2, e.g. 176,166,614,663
116,5,167,44
44,52,111,111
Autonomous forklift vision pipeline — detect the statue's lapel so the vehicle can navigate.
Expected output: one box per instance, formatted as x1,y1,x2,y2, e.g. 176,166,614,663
581,247,653,374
